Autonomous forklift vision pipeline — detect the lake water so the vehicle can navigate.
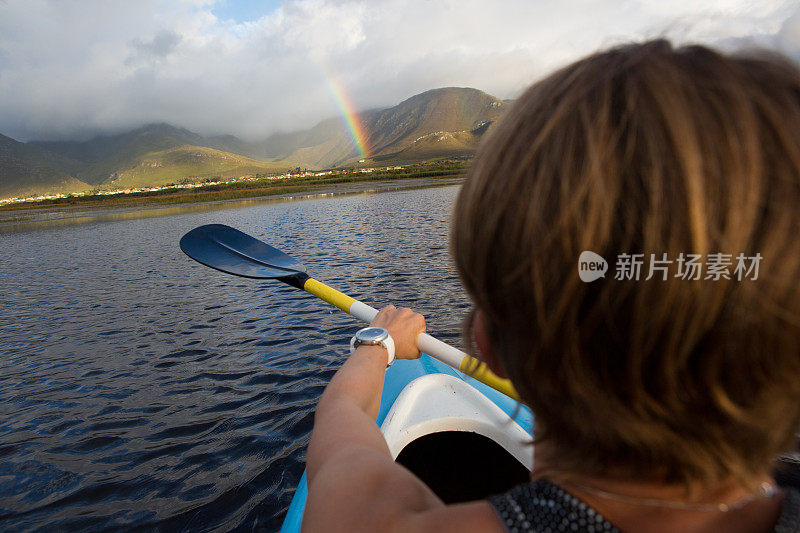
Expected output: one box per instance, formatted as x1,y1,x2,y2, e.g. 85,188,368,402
0,184,472,531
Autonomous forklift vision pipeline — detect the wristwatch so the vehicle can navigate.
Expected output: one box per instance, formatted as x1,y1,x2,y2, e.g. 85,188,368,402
349,326,395,367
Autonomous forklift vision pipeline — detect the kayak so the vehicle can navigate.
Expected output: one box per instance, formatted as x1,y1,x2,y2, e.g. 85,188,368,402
178,224,529,528
279,353,534,531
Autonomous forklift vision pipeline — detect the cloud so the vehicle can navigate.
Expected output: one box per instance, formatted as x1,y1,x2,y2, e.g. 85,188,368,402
778,9,800,60
0,0,798,142
128,30,183,65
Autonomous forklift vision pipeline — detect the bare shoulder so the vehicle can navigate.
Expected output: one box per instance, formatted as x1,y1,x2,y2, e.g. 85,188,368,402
408,500,506,533
303,445,505,533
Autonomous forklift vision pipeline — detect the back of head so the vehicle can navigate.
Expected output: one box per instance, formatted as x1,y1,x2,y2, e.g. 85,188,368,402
453,40,800,487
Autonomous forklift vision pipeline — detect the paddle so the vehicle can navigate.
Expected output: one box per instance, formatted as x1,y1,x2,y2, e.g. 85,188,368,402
179,224,519,400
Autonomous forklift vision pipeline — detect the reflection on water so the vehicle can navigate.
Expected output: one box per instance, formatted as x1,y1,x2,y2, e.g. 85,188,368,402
0,184,471,531
0,177,463,235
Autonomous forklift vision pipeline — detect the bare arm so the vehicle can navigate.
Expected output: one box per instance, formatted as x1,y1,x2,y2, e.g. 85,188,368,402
305,305,425,485
302,306,501,533
305,343,394,483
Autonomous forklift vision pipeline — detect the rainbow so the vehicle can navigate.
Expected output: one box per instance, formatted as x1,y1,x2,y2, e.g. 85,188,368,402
321,72,370,160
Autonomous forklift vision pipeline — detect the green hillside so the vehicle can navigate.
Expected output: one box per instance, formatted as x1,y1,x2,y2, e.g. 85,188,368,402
372,130,482,164
82,136,185,185
253,117,354,161
105,145,291,188
0,134,91,199
33,123,201,163
281,137,358,169
0,133,86,177
0,155,91,199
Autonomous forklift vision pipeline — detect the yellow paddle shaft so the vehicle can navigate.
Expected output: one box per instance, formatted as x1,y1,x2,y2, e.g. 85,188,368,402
302,277,520,401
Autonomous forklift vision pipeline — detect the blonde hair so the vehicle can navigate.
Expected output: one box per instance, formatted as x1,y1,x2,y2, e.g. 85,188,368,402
453,40,800,487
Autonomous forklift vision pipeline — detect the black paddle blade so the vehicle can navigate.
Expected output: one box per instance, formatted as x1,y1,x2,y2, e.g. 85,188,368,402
180,224,307,282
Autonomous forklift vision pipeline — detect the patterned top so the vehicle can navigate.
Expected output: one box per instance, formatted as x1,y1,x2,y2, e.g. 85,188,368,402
488,479,800,533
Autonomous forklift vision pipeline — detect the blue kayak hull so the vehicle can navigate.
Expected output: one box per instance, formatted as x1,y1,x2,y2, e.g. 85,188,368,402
279,353,533,531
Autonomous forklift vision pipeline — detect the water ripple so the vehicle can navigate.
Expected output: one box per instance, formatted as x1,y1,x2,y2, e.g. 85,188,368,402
0,185,470,531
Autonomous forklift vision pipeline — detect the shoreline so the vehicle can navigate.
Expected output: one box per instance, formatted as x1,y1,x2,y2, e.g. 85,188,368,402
0,164,465,211
0,175,465,234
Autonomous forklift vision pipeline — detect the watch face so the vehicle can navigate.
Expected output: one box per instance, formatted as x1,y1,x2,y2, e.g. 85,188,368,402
357,327,388,342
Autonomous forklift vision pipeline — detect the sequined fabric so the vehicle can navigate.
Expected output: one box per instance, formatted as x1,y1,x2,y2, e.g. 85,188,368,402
488,479,800,532
488,480,619,533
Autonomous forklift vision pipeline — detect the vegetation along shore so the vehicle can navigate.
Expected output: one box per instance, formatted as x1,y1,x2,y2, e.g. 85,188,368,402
0,161,467,213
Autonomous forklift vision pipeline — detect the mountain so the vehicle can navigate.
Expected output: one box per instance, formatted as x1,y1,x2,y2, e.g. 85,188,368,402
1,87,508,200
25,123,292,187
253,117,354,162
33,123,225,184
256,87,507,168
0,133,86,176
105,145,292,189
0,134,91,199
0,155,92,199
364,87,505,155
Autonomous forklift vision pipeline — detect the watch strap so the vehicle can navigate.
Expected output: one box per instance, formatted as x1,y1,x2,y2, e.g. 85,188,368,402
349,328,395,367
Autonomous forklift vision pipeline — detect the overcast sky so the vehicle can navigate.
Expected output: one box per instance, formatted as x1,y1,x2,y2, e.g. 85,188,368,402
1,0,799,142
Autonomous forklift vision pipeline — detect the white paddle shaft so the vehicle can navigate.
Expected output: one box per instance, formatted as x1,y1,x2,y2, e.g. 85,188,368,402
302,277,518,399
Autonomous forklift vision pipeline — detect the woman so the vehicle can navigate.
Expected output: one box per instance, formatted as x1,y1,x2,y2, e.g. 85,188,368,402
302,41,800,532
